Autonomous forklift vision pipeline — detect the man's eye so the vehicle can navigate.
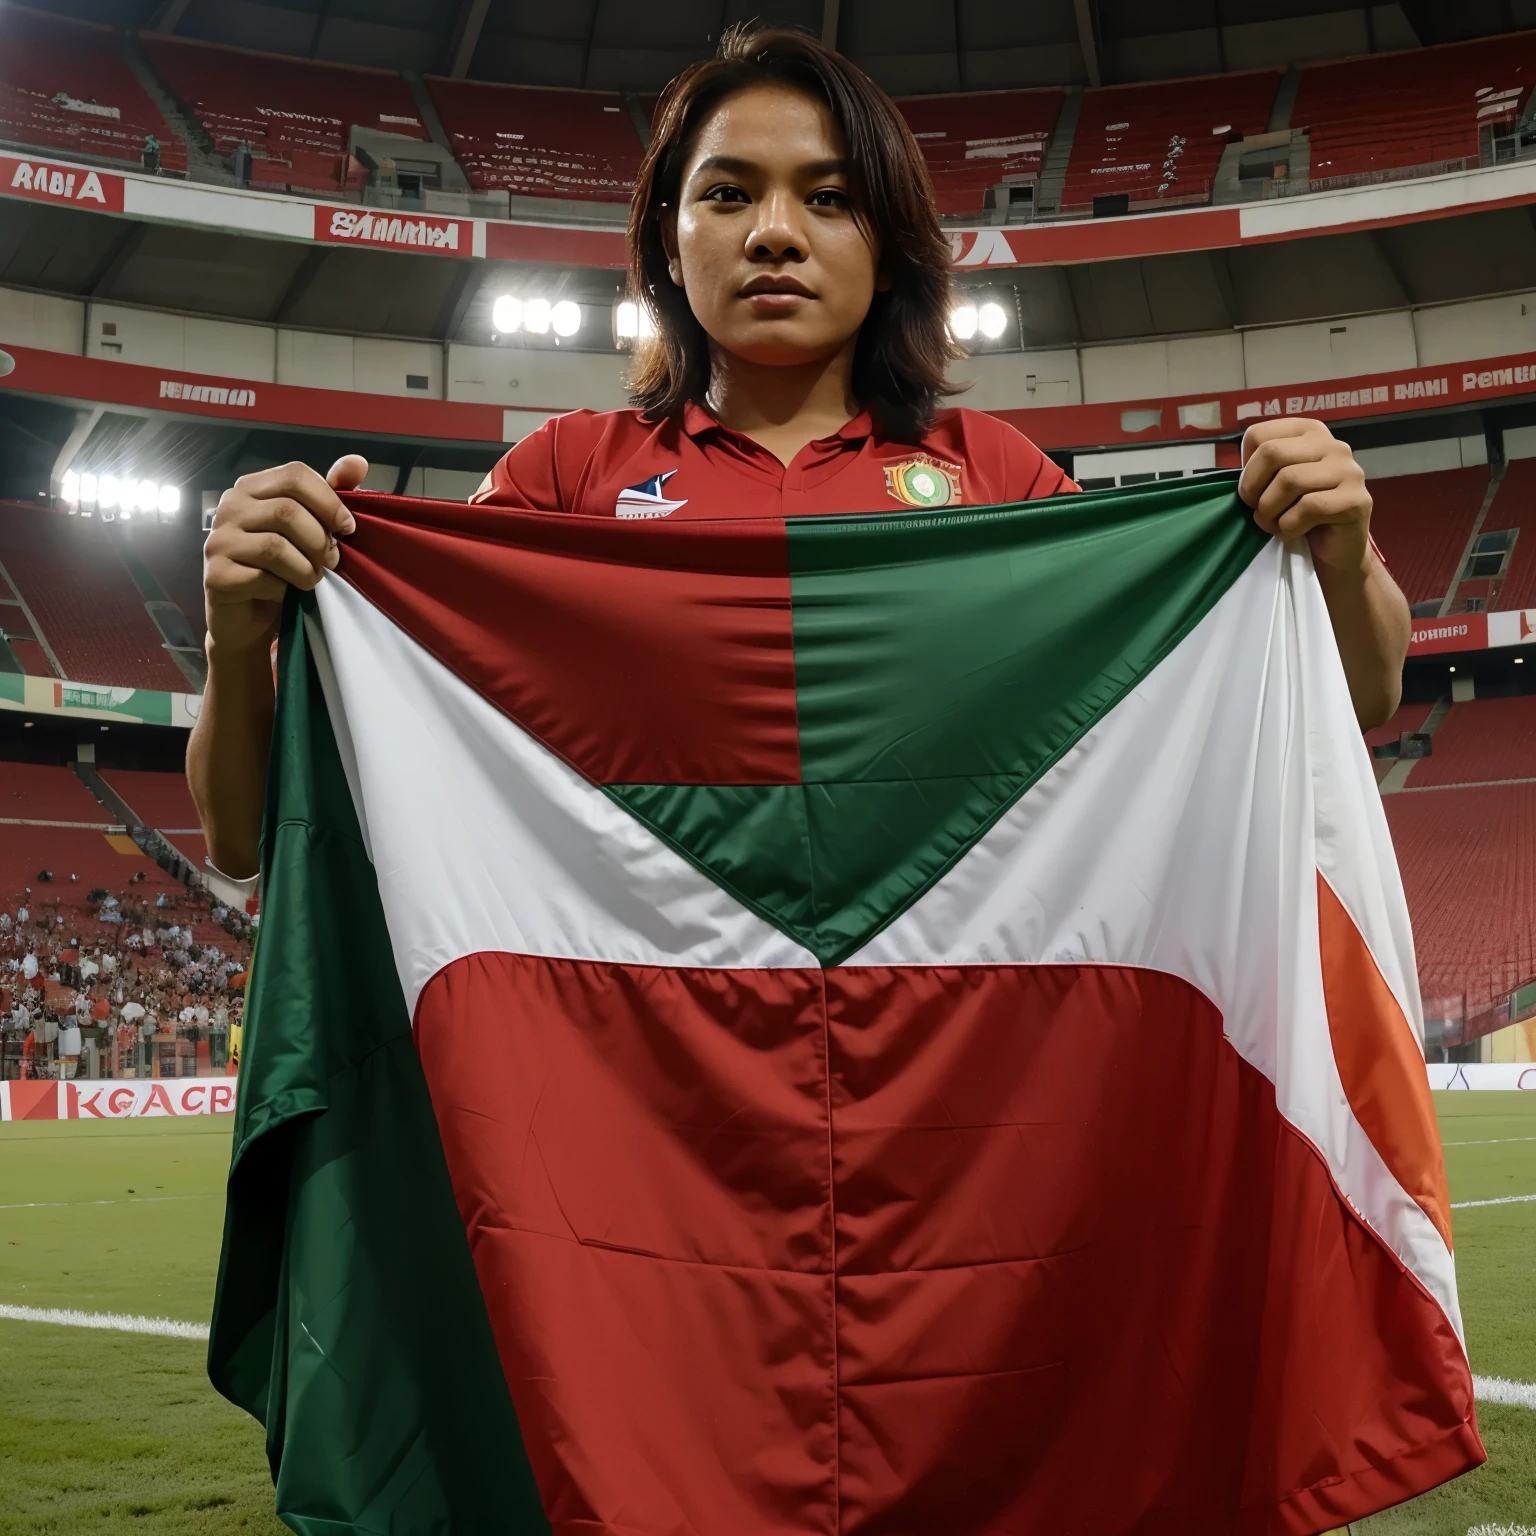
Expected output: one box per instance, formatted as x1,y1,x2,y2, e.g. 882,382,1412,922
808,189,851,208
702,185,749,203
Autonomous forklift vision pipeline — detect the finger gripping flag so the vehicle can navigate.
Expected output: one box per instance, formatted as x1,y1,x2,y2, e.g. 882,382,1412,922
208,474,1481,1536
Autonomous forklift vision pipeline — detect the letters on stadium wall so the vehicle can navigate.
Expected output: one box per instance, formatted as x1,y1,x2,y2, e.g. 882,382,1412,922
8,338,1536,462
1408,608,1536,657
0,669,201,728
315,205,481,257
1,152,124,213
4,147,1536,276
0,1078,237,1121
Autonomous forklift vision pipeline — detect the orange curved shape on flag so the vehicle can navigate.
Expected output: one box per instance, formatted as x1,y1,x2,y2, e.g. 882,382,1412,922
1317,871,1453,1251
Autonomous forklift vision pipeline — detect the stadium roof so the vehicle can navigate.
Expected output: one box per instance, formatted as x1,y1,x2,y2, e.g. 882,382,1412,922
31,0,1534,95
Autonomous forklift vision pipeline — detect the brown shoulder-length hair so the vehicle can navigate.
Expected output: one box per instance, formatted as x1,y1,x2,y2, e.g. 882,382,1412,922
626,25,960,444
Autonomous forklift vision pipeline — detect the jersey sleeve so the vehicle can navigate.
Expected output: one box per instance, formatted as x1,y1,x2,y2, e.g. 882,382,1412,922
471,410,613,512
470,417,566,511
994,417,1078,500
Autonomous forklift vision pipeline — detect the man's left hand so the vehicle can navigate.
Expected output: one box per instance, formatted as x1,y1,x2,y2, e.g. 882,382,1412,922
1238,417,1372,577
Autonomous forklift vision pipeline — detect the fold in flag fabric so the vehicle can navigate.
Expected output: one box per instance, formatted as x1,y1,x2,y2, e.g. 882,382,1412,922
208,474,1482,1536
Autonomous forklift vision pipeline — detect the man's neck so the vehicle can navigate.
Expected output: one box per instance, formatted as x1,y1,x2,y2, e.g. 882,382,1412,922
707,348,861,467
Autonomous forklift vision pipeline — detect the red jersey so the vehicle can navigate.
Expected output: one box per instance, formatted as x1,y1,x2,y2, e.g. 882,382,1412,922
473,402,1074,519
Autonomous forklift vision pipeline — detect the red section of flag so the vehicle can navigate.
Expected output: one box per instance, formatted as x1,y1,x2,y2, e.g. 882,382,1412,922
414,952,1479,1534
1317,870,1453,1249
339,493,801,786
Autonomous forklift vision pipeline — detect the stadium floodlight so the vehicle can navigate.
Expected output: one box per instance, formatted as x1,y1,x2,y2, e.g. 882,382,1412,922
978,301,1008,340
551,300,581,338
524,297,553,335
157,483,179,520
949,303,978,341
98,474,120,510
137,479,158,516
79,472,98,511
492,295,524,334
614,299,657,346
61,470,80,509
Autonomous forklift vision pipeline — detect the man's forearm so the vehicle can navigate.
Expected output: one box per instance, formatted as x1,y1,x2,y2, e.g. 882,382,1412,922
1315,551,1410,732
187,638,276,880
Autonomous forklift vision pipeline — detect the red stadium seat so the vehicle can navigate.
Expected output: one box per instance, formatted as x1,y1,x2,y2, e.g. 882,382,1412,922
100,768,201,832
896,91,1063,216
1386,781,1536,1016
1407,696,1536,788
142,33,427,194
0,7,185,173
1293,36,1536,183
0,502,193,693
1366,466,1488,608
426,77,642,202
1060,71,1278,212
0,761,114,824
1480,458,1536,612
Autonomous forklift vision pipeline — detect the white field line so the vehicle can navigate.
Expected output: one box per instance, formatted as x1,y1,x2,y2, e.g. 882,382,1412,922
1468,1526,1536,1535
0,1303,208,1339
1443,1136,1536,1147
0,1194,215,1211
1451,1193,1536,1209
1473,1375,1536,1411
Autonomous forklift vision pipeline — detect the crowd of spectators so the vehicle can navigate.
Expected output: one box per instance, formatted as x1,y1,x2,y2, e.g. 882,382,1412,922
0,879,255,1081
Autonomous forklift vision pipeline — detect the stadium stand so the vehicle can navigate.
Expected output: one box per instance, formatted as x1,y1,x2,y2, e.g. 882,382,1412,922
896,90,1063,216
1365,701,1433,752
142,34,426,194
100,767,199,831
99,768,210,875
0,502,191,692
1477,457,1536,612
1386,782,1536,1015
1060,71,1278,212
0,761,113,824
1364,466,1489,608
133,524,208,650
0,6,185,173
1291,35,1536,183
427,78,641,202
1406,695,1536,788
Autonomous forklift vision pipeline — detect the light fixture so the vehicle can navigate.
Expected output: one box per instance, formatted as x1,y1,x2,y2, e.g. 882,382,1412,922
157,483,179,520
524,297,552,335
137,479,157,516
1448,666,1457,672
614,298,657,346
1516,656,1525,664
492,294,523,334
978,301,1008,340
80,472,98,511
61,470,79,508
98,474,120,511
950,303,978,341
551,299,581,338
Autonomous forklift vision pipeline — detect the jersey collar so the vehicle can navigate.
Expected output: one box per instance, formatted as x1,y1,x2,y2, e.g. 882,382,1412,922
682,400,876,447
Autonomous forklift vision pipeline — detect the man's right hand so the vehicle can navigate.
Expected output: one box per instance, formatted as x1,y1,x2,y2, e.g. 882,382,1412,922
203,454,368,654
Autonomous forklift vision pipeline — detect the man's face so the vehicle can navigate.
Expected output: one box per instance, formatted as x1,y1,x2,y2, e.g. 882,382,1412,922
664,83,884,370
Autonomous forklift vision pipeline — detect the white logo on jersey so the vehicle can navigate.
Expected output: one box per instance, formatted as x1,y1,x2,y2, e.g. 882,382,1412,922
615,470,687,519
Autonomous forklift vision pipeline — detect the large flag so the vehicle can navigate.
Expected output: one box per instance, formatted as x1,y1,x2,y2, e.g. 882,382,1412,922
209,475,1481,1536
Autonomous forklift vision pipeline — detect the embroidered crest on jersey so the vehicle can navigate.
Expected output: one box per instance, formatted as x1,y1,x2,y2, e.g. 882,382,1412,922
884,455,962,509
616,470,688,519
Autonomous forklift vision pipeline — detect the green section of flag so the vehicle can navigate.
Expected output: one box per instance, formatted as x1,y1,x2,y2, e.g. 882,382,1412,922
208,594,549,1535
611,475,1268,965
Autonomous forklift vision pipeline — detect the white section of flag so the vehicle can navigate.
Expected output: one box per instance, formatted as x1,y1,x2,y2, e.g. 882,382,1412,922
851,541,1461,1340
307,579,817,1017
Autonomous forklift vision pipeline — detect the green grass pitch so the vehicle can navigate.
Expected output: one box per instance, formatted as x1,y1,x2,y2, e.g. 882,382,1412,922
0,1096,1531,1534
